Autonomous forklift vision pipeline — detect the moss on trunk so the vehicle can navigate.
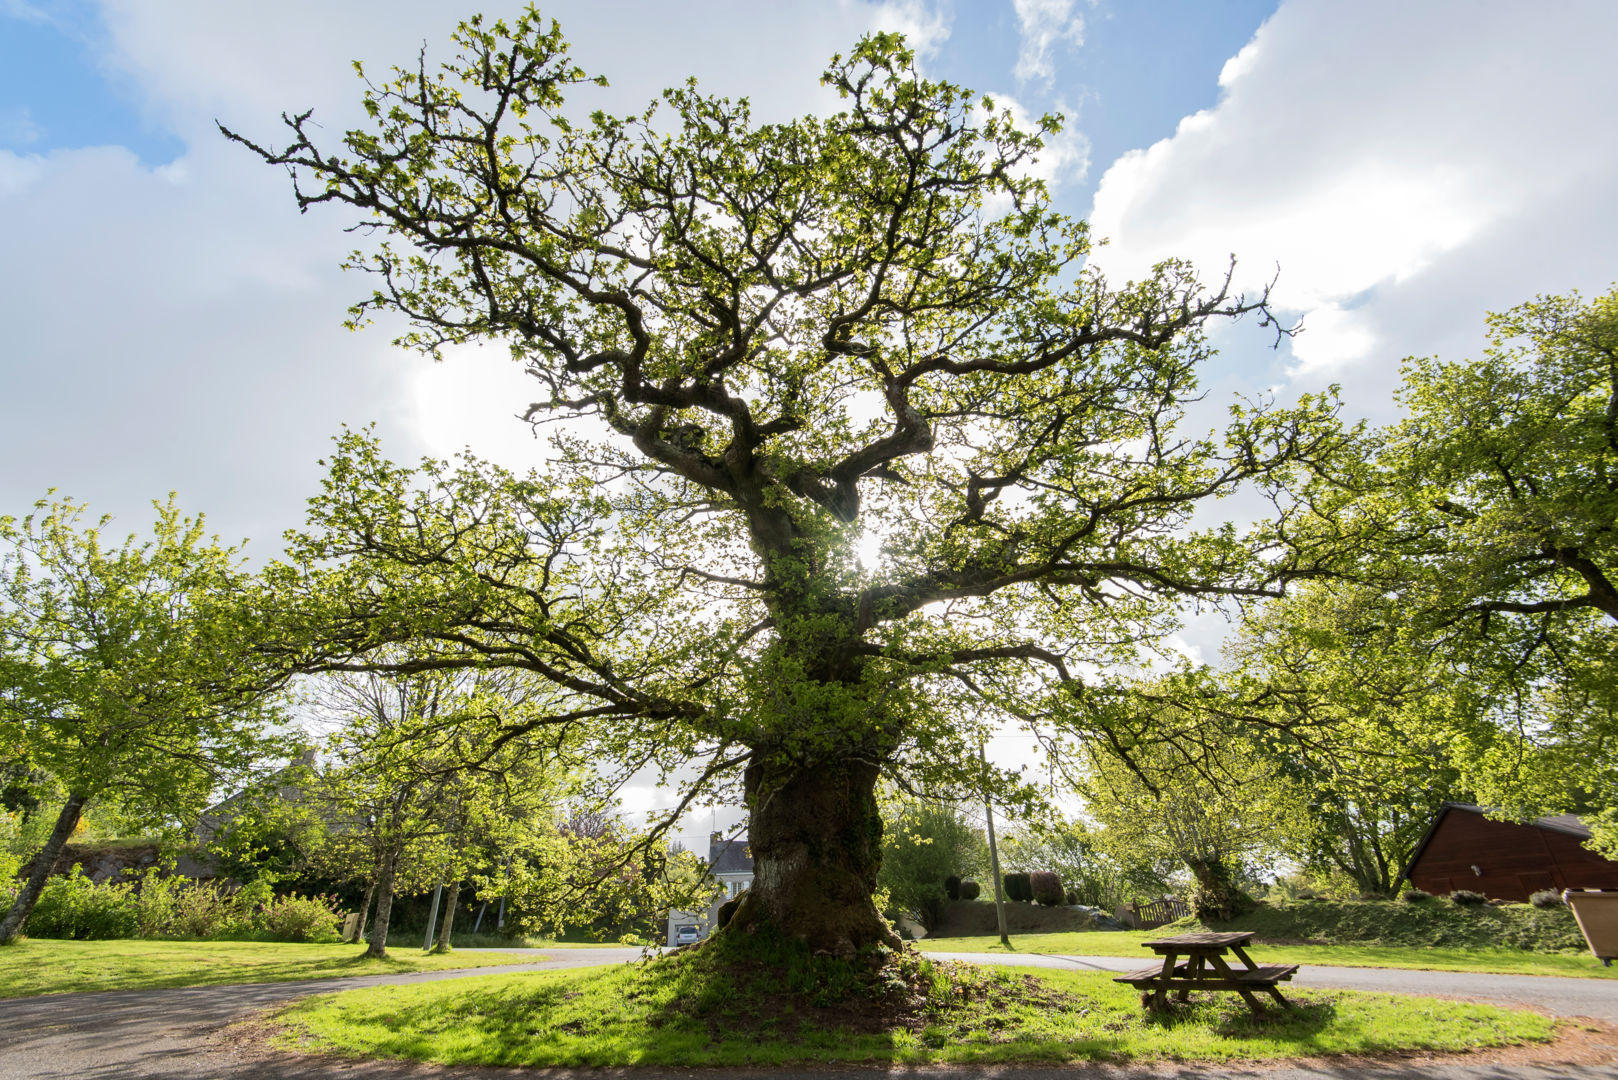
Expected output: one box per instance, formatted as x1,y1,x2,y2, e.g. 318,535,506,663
726,755,899,956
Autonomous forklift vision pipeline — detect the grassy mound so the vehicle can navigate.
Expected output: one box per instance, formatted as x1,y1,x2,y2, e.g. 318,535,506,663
1171,898,1585,952
271,933,1555,1067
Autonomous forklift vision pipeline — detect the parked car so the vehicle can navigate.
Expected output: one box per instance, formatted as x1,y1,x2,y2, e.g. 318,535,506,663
675,924,701,945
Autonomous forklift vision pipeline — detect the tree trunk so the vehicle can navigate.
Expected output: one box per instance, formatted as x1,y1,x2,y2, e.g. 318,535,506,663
0,792,88,945
357,876,377,942
1186,857,1253,922
365,848,397,958
725,755,899,956
433,881,459,952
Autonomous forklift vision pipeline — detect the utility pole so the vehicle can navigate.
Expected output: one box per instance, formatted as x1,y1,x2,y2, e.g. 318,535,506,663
981,741,1010,948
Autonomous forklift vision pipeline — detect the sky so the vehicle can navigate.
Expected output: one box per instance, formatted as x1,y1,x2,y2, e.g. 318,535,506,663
4,0,1617,843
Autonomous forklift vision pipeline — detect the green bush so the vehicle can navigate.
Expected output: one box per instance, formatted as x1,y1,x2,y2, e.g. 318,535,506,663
944,875,961,901
168,880,242,938
27,867,139,940
1002,872,1031,903
1401,888,1432,903
19,865,340,942
959,880,981,900
260,893,343,942
1529,889,1564,909
1450,889,1489,907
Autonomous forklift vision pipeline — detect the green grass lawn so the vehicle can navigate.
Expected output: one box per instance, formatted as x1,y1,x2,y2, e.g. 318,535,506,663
919,930,1617,979
272,955,1555,1067
0,939,551,999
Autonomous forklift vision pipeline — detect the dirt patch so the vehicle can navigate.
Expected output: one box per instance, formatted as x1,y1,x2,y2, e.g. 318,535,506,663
1257,1015,1618,1074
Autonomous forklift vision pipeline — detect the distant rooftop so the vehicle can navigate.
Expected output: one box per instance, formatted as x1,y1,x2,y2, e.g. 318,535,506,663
707,831,753,875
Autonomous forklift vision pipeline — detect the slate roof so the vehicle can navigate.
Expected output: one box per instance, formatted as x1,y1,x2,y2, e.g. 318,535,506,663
1531,812,1593,840
707,833,754,875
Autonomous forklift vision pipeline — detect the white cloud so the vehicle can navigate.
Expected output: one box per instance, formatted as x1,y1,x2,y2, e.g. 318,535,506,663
0,1,961,550
1012,0,1086,86
983,92,1091,195
1288,304,1378,376
860,0,952,59
1088,0,1618,399
0,149,43,195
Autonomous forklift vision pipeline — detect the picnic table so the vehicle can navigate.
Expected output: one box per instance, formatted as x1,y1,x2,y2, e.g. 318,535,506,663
1114,930,1296,1014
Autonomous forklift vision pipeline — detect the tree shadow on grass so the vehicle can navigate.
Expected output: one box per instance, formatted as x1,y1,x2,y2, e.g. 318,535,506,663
1141,995,1336,1039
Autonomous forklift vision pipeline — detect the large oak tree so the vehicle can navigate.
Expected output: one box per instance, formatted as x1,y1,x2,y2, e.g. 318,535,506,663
233,11,1345,956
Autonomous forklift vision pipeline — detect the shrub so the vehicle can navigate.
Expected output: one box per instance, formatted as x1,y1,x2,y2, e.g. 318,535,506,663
130,868,186,936
260,892,343,943
959,880,981,900
1002,872,1031,903
1450,889,1489,907
1529,889,1564,909
168,880,242,938
1029,870,1063,907
27,867,139,939
1401,888,1432,903
944,875,961,901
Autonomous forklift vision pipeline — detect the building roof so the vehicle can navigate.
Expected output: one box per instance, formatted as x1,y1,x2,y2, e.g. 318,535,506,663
707,832,754,876
1398,802,1598,884
1531,812,1593,840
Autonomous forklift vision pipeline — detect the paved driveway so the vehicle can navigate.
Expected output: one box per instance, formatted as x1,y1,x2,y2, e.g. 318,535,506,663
1,947,1615,1079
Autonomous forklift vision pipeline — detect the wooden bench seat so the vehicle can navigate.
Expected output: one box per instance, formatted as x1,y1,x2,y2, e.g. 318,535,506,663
1231,963,1299,984
1114,962,1298,990
1115,962,1190,985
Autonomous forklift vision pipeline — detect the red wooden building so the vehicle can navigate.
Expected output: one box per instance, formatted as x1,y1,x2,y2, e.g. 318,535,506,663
1400,803,1618,901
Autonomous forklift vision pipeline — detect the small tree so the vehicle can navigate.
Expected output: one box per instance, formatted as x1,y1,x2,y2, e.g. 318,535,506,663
304,665,581,958
1000,816,1140,910
1079,689,1309,920
1220,582,1482,897
0,497,285,944
877,797,984,931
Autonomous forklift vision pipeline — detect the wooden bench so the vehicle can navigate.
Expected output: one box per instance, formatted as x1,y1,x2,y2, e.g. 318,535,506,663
1113,931,1296,1013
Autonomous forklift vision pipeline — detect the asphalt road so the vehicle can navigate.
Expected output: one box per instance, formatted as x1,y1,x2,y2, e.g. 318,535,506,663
925,950,1618,1024
1,947,1615,1080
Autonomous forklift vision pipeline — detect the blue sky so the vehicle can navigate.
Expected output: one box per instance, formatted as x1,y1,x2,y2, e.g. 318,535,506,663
2,1,1277,196
3,1,1616,834
0,2,183,164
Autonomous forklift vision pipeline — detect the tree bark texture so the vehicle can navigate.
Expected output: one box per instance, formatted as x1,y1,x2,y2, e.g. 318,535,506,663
365,849,397,958
727,756,899,956
0,792,88,944
357,876,377,942
434,882,459,951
